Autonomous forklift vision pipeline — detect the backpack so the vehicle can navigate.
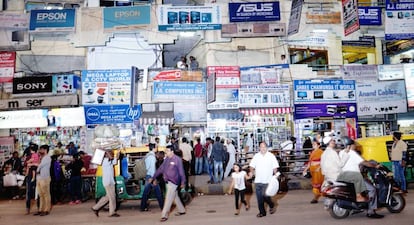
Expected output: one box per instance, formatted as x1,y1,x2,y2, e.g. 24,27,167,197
133,156,147,180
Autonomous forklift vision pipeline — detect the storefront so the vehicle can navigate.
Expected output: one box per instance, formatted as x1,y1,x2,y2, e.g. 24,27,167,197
293,79,358,146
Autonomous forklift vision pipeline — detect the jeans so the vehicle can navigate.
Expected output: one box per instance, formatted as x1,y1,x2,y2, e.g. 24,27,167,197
140,175,164,210
70,176,82,201
392,161,406,191
213,160,224,183
255,183,274,216
195,157,203,175
26,176,38,211
203,156,210,174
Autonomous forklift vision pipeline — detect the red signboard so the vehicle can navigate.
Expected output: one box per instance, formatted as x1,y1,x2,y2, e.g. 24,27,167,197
0,51,16,83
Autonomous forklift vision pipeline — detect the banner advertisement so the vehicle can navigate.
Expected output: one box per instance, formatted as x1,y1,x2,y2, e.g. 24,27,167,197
103,5,151,32
152,81,206,102
358,6,382,26
294,103,357,119
48,107,86,127
174,101,207,122
293,80,356,103
82,69,132,105
288,0,303,35
12,76,53,94
340,65,378,82
29,9,76,32
385,0,414,40
403,63,414,107
239,85,290,108
0,95,78,110
207,66,240,88
378,64,405,80
149,70,203,82
0,109,48,129
240,64,288,86
0,12,29,29
207,89,239,110
306,4,341,24
342,0,360,36
0,51,15,83
53,74,79,94
356,81,408,116
228,2,281,22
157,5,222,31
84,104,141,125
221,22,286,38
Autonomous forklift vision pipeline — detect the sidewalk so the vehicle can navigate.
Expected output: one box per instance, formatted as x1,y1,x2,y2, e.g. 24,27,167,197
190,174,312,195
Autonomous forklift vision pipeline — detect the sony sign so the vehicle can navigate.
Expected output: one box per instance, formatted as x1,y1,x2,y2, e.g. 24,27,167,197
13,76,53,94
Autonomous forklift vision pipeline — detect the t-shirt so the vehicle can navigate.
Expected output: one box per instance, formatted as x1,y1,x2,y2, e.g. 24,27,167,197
249,151,279,184
232,171,247,190
339,150,363,172
391,140,408,161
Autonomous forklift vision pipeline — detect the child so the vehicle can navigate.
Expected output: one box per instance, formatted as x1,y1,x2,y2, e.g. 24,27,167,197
26,147,40,182
227,163,251,215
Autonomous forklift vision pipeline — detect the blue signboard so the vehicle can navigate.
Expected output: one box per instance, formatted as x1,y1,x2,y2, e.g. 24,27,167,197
293,80,356,103
358,7,382,26
294,103,357,119
103,5,151,30
229,2,281,22
29,9,75,32
152,81,206,101
84,104,142,125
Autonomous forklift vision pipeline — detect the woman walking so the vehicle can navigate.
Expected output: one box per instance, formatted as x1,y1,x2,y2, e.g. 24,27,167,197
303,140,324,204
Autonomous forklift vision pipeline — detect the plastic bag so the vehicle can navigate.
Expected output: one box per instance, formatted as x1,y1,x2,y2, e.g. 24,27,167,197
3,173,18,187
265,172,280,196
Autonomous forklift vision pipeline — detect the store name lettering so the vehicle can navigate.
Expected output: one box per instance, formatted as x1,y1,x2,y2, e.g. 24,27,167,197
359,89,398,97
296,84,354,90
115,10,140,18
7,99,45,109
36,12,67,21
16,83,48,91
387,3,414,10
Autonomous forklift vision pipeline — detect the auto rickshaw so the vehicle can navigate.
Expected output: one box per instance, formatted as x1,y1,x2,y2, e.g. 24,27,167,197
95,146,193,208
355,134,414,183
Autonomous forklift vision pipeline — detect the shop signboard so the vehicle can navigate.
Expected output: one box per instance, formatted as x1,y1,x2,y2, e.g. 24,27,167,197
84,104,142,125
52,74,79,94
29,9,75,32
207,120,239,133
306,4,341,24
0,51,15,83
152,81,206,102
342,0,360,36
0,95,78,110
12,76,53,94
240,64,288,86
149,70,203,82
239,84,290,108
221,22,286,38
288,0,303,35
340,65,378,82
0,109,48,129
356,81,407,116
293,79,356,103
103,5,151,33
228,2,281,22
207,89,239,110
157,5,222,31
358,6,382,26
403,63,414,107
207,66,240,88
385,0,414,40
82,69,132,105
378,64,405,80
48,107,86,127
174,101,206,122
294,103,357,119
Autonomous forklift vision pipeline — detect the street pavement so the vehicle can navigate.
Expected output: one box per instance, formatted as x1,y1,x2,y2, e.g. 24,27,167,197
0,188,413,225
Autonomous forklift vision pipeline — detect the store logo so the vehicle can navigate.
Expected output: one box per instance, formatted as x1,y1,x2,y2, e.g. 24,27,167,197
358,8,378,16
127,107,141,120
237,3,273,13
86,107,100,121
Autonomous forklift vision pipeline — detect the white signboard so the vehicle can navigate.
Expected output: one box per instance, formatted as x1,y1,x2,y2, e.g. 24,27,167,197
341,65,378,82
239,85,290,108
378,64,405,80
356,81,407,116
0,109,47,129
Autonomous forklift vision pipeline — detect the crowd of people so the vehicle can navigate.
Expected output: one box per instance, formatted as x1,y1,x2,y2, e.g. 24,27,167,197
1,141,93,216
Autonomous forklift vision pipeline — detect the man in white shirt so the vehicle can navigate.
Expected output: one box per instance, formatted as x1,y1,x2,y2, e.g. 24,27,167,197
180,137,193,190
320,136,341,182
224,139,236,178
249,142,279,218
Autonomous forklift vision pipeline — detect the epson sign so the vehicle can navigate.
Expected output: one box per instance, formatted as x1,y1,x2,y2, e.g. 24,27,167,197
229,2,280,22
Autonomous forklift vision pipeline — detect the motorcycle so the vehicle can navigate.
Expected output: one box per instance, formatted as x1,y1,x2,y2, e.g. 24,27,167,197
321,164,406,219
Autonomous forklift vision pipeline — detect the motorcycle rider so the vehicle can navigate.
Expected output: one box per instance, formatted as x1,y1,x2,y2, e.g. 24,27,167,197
338,136,384,219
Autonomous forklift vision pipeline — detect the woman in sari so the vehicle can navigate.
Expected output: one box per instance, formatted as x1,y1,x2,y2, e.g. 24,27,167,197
303,140,324,204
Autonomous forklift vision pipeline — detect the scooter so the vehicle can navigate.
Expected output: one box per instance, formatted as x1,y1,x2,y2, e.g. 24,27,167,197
321,164,406,219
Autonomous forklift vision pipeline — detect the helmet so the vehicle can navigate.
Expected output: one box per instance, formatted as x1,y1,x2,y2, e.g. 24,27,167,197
342,136,354,146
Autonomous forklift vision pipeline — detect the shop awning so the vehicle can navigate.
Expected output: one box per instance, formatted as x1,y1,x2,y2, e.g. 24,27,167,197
240,107,291,116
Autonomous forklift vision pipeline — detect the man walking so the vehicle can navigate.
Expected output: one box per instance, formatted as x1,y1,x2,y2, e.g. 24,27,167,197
249,142,279,218
91,151,120,217
150,145,186,222
140,143,164,211
34,145,52,216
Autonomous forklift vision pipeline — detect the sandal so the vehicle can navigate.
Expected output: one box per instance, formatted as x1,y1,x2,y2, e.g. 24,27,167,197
160,217,168,222
174,212,186,216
